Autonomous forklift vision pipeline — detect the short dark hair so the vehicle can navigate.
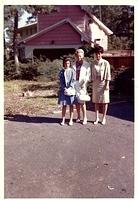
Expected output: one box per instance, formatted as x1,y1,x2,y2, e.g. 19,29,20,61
63,57,71,66
94,46,104,54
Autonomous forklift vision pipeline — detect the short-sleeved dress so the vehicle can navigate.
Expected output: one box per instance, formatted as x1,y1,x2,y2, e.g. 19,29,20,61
91,58,111,103
58,67,75,105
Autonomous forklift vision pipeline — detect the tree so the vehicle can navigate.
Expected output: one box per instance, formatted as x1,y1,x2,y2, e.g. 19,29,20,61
4,6,25,71
4,5,56,71
83,5,134,50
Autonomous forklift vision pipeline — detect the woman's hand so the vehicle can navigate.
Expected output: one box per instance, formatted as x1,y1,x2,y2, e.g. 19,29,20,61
105,80,110,90
79,80,85,89
64,87,67,93
105,85,109,90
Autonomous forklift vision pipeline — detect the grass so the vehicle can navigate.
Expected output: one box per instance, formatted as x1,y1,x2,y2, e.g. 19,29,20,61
4,80,60,116
4,79,133,117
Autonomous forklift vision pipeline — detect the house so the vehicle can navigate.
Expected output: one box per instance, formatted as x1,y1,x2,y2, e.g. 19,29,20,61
18,5,113,61
103,50,134,69
18,22,37,40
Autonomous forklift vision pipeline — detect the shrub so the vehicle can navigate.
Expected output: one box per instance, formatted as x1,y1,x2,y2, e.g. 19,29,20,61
37,59,62,81
113,67,134,96
4,60,40,81
4,60,17,80
19,62,39,80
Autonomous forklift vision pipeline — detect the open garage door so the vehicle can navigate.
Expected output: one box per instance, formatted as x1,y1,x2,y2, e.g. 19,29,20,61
33,48,75,60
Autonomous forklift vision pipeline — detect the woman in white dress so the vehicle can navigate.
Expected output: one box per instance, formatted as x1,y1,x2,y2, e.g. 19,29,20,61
72,49,91,125
91,46,111,125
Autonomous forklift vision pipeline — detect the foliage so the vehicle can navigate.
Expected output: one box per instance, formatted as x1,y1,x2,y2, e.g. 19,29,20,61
4,5,24,28
4,5,56,68
37,59,63,81
19,62,39,80
25,5,56,17
4,60,39,80
4,5,134,52
108,35,133,50
4,60,17,80
115,68,134,96
4,58,63,81
83,5,134,50
4,5,56,43
113,67,134,96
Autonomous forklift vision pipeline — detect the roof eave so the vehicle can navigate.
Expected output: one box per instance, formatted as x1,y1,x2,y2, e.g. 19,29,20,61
19,18,90,44
92,14,113,35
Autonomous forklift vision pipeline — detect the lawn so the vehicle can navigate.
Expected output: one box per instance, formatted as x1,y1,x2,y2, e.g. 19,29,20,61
4,80,60,116
4,78,133,117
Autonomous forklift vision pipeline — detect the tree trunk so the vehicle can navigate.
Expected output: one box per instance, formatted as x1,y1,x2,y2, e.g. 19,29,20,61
14,52,19,68
13,10,19,72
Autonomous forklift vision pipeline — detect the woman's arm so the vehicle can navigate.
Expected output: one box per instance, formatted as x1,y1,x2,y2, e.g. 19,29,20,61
59,70,65,89
105,80,110,90
104,60,111,90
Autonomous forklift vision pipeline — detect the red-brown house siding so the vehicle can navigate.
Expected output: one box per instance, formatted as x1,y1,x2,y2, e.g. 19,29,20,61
38,5,87,32
103,56,134,69
26,23,82,45
103,50,134,69
18,5,113,60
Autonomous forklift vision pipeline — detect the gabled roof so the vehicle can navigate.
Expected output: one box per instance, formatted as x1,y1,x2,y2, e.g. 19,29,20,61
80,6,113,35
89,14,113,35
18,21,37,29
18,5,113,45
19,18,90,44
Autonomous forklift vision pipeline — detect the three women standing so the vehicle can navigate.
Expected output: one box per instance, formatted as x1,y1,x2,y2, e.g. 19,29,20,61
58,45,111,126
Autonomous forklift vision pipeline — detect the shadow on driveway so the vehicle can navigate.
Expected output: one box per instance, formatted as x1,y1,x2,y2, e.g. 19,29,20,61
4,101,134,123
4,115,61,124
108,101,134,122
87,100,134,122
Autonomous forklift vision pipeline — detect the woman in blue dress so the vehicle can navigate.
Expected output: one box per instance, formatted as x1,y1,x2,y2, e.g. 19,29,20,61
58,57,75,126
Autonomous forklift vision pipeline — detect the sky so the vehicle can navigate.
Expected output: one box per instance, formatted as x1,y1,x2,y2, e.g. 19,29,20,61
4,10,34,42
18,10,33,28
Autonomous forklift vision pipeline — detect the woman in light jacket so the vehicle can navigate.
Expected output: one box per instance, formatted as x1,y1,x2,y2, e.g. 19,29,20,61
58,57,75,126
72,49,91,125
91,46,111,125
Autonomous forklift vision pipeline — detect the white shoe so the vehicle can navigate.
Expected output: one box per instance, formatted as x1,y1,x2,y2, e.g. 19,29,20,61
60,121,65,126
69,121,73,126
101,119,106,125
93,119,99,125
82,118,87,125
76,118,81,123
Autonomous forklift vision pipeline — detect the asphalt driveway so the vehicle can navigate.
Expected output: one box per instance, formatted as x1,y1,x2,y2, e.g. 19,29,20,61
4,101,134,198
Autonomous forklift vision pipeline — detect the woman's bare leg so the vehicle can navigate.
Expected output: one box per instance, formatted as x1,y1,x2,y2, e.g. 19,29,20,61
76,103,81,121
94,103,100,124
69,105,74,125
101,103,108,125
81,102,87,124
61,105,66,125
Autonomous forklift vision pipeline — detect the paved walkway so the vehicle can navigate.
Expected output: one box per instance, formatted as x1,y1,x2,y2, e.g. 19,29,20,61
4,102,134,198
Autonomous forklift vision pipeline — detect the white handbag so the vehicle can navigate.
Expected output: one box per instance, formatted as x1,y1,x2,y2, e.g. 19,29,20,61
76,89,91,102
78,94,91,101
64,87,76,96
